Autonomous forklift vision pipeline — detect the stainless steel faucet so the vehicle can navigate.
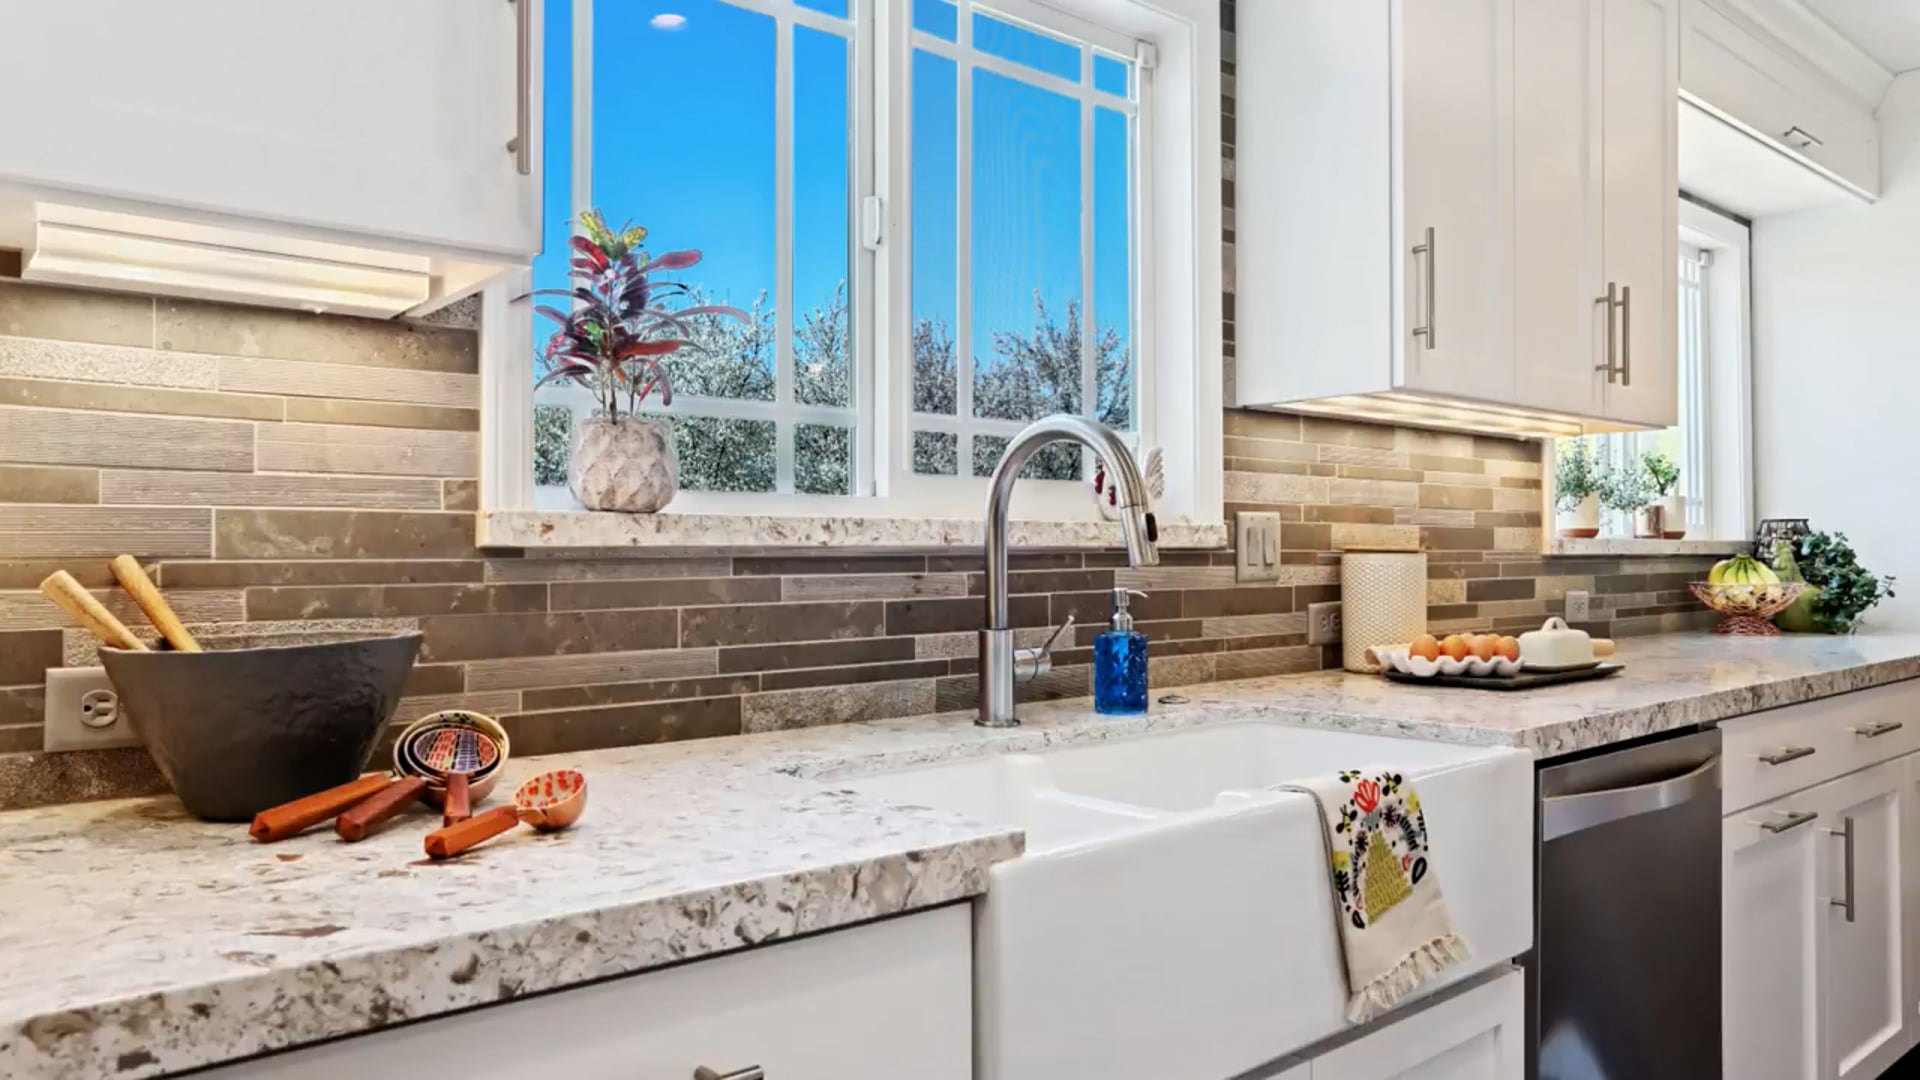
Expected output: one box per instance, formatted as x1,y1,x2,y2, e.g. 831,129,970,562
978,414,1160,728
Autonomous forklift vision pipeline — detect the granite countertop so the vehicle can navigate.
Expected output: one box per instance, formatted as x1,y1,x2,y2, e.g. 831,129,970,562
6,630,1920,1077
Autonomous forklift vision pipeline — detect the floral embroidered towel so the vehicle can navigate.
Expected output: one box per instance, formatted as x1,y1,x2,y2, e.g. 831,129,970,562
1274,767,1469,1023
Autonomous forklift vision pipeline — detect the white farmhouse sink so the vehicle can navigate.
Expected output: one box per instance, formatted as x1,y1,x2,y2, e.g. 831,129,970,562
841,722,1533,1080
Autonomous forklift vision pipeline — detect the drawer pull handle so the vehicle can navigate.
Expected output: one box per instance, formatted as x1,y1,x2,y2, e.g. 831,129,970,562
1827,816,1856,924
1850,720,1904,739
1759,809,1818,835
1759,745,1816,766
1782,125,1824,149
695,1068,765,1080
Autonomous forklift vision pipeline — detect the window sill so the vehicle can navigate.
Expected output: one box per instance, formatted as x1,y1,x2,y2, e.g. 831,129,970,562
1548,537,1752,557
478,509,1230,553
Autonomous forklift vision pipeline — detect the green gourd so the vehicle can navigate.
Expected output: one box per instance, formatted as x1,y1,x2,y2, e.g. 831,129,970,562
1772,540,1823,633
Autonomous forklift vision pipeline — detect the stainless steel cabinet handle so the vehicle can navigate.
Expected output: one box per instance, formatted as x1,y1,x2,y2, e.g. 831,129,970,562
507,0,532,175
1759,809,1818,834
1827,816,1856,923
1593,283,1619,382
1411,226,1436,350
1849,720,1904,739
694,1068,765,1080
1759,745,1816,766
1782,125,1824,149
1618,284,1631,387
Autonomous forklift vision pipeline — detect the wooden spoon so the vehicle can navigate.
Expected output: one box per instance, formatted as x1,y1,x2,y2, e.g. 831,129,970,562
108,555,200,652
39,570,146,651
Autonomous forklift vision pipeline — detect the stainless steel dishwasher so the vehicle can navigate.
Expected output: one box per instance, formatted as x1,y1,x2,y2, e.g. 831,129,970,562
1528,727,1722,1079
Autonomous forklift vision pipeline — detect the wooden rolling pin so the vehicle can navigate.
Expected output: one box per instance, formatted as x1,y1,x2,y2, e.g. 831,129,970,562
336,776,429,842
39,570,146,651
109,555,200,652
423,805,521,860
1593,638,1617,658
250,774,392,842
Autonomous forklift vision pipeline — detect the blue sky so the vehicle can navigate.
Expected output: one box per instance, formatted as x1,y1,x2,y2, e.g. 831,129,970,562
534,0,1131,385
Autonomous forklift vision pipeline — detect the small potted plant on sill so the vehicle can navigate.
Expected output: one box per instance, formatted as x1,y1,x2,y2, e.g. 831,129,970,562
1553,439,1601,539
1597,455,1656,538
535,211,745,513
1642,451,1685,539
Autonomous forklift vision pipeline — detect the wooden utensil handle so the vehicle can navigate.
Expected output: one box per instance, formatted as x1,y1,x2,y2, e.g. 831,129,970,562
250,774,391,842
423,805,520,859
335,776,429,842
109,555,200,652
39,571,146,651
1592,638,1616,658
442,771,471,826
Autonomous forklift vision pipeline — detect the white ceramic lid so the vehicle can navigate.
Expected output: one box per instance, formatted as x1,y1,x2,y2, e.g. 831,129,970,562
1517,617,1594,667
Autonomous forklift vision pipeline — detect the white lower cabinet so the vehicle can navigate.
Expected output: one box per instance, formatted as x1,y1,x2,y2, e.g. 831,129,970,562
1307,970,1526,1080
1724,686,1920,1080
201,905,971,1080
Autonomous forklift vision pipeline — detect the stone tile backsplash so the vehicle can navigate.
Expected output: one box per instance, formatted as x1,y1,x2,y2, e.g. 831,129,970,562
0,1,1713,807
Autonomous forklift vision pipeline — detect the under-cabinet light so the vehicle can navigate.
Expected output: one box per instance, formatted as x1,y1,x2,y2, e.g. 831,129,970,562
1270,392,1636,440
23,205,432,318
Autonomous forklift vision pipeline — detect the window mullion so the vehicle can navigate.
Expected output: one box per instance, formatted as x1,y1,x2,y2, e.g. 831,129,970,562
1078,43,1096,474
775,11,797,495
955,0,976,477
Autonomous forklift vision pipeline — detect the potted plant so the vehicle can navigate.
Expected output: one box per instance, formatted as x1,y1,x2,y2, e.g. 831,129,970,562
1642,451,1685,539
535,210,745,513
1553,439,1601,539
1597,456,1655,537
1775,530,1896,633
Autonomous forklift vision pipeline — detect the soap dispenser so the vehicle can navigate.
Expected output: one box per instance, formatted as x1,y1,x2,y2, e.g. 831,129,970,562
1094,587,1149,715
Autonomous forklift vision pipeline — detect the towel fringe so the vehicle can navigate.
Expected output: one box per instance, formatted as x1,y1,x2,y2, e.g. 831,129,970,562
1345,932,1471,1024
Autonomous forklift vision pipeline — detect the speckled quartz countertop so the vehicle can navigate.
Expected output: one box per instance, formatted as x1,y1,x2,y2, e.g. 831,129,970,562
5,631,1920,1077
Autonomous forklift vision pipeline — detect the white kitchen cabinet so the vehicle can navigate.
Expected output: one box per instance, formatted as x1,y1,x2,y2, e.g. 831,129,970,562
198,906,971,1080
1814,761,1909,1080
1238,0,1674,434
1724,792,1825,1080
1679,0,1880,199
1308,969,1525,1080
0,1,542,261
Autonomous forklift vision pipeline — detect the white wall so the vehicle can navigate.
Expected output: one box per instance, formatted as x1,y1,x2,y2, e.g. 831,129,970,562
1752,74,1920,629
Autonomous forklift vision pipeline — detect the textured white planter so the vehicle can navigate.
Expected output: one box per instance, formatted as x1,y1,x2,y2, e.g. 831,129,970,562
1661,493,1687,539
570,415,678,513
1555,494,1599,539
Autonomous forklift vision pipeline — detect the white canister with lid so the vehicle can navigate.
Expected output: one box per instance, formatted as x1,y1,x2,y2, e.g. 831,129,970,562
1340,551,1428,673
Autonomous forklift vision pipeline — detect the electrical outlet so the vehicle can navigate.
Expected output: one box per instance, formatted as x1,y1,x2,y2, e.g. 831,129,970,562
1307,601,1343,645
1565,589,1592,623
44,667,142,752
1235,511,1281,583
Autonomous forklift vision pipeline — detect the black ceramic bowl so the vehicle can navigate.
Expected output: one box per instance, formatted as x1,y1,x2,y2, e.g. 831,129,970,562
98,632,422,821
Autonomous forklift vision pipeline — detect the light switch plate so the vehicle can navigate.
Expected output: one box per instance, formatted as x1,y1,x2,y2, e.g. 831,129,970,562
1235,511,1281,583
44,667,142,752
1307,601,1343,645
1565,590,1592,623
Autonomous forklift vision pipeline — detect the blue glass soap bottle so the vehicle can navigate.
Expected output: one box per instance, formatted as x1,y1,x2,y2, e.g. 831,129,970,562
1094,587,1149,715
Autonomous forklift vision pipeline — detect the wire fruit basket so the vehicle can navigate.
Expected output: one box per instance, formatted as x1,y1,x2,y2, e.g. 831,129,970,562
1689,581,1808,636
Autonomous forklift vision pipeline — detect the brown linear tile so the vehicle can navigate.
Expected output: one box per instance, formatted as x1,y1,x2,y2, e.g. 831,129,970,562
502,696,742,756
884,594,1049,636
965,569,1116,596
760,659,952,692
0,375,282,421
215,509,477,560
159,559,485,588
1421,527,1495,551
682,600,885,648
1184,586,1293,618
418,609,678,663
247,583,549,620
1466,578,1537,602
926,552,1084,573
718,636,917,674
523,674,761,711
734,554,927,576
1053,588,1183,624
0,686,45,728
284,398,480,432
158,298,478,374
0,465,97,505
0,281,153,347
550,576,779,612
0,630,60,685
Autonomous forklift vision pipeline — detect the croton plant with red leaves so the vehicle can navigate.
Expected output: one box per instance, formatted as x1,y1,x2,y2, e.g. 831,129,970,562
534,209,747,420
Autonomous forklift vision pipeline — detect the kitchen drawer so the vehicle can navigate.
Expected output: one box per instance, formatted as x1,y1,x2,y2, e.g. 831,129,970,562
1721,680,1920,814
1679,0,1879,196
200,905,972,1080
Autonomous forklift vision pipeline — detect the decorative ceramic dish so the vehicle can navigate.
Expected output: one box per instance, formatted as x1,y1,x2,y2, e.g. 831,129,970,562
1365,645,1523,679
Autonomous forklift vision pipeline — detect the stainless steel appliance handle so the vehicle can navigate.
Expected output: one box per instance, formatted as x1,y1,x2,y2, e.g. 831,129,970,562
1759,745,1816,766
507,0,532,175
694,1068,765,1080
1759,809,1818,834
1850,720,1904,739
1619,284,1632,387
1411,226,1436,350
1828,816,1856,923
1542,755,1719,840
1594,283,1619,382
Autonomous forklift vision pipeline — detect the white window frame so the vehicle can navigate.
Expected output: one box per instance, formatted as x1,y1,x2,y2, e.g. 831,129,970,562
479,0,1222,540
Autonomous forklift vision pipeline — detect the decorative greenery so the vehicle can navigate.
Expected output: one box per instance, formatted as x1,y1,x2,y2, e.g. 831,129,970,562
1787,530,1896,633
534,210,747,419
1596,456,1653,513
1642,451,1680,498
532,404,572,487
1553,439,1601,512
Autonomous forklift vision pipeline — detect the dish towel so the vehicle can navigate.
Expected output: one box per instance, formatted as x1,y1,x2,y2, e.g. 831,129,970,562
1274,767,1470,1023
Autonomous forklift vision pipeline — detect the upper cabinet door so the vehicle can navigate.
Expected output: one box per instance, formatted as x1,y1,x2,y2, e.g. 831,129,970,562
1512,0,1607,418
1397,0,1515,403
1598,0,1681,427
0,1,541,259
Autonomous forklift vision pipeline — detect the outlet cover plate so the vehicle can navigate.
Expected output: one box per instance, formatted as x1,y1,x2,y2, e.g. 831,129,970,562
44,667,142,752
1565,590,1592,623
1307,601,1344,645
1235,511,1281,583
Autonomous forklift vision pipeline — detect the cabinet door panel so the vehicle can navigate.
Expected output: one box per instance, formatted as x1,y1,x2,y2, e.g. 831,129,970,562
1398,0,1513,401
1723,799,1823,1080
1311,970,1524,1080
0,1,539,257
1512,0,1606,417
1598,0,1680,426
1814,763,1908,1080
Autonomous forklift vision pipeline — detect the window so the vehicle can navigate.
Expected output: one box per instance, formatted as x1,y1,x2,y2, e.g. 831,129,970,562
489,0,1222,535
1568,199,1752,543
